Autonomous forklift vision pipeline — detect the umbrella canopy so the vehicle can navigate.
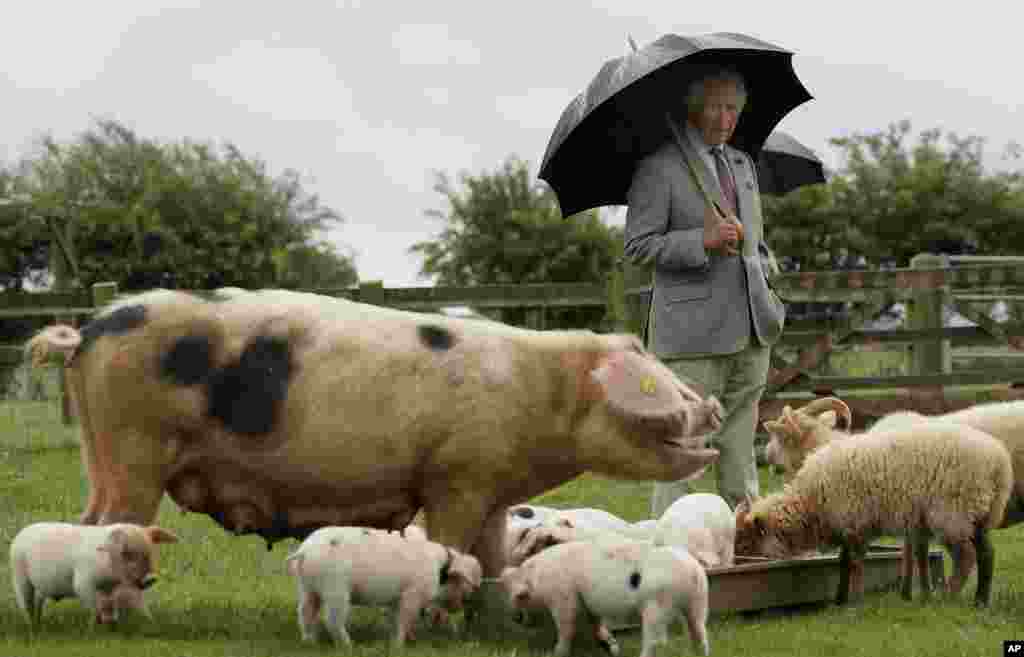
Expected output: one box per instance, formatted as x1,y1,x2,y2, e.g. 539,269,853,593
757,130,827,196
539,33,813,218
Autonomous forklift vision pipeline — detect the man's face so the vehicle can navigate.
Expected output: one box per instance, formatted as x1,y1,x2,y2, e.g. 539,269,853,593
688,79,743,146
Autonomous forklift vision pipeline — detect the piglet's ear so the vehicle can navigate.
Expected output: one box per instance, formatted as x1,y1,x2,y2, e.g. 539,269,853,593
144,527,179,545
590,350,685,420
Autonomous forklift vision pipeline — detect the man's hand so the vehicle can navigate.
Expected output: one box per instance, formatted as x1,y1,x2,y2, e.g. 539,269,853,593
703,205,743,256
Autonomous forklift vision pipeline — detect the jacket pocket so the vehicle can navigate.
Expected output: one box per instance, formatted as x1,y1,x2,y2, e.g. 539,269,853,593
665,283,711,303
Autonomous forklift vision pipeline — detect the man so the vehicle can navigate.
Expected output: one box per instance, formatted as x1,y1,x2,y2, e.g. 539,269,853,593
623,67,786,514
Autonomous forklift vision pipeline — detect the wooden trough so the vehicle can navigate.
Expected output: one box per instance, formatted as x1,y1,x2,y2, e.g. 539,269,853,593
705,544,945,613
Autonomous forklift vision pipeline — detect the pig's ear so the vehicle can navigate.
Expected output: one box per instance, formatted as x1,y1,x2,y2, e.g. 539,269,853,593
452,555,483,589
590,350,688,433
144,527,179,545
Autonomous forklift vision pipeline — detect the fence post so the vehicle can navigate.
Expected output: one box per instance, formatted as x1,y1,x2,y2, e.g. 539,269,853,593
908,253,951,377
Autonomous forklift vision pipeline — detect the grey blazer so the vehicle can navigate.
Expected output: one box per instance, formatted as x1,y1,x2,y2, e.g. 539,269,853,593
623,136,786,359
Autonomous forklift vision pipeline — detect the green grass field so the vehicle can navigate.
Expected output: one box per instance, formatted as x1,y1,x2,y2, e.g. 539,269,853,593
2,400,1024,657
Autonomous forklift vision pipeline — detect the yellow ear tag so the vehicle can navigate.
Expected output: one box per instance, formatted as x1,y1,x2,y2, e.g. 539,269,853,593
640,375,658,395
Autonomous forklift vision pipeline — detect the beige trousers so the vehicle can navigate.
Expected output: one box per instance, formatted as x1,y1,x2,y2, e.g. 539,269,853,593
650,344,771,517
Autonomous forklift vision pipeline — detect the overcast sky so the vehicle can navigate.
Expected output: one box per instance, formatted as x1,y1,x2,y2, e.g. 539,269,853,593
2,1,1020,286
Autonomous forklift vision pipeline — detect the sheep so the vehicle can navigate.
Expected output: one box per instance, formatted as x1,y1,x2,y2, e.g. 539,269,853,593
734,419,1013,606
500,536,710,657
285,526,482,648
761,396,853,477
10,522,178,626
766,397,1024,587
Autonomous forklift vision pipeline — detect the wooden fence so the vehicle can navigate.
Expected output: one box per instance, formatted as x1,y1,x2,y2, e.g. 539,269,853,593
5,255,1024,426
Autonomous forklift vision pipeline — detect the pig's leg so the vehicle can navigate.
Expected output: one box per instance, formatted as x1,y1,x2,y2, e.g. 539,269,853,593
72,571,100,620
549,592,581,657
72,372,106,525
683,593,710,657
592,617,620,656
321,592,353,648
297,588,324,643
638,596,673,657
394,589,429,648
12,556,42,626
96,431,168,525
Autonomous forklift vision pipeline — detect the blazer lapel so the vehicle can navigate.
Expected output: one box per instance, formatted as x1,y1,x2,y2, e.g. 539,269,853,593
725,145,760,253
675,134,728,212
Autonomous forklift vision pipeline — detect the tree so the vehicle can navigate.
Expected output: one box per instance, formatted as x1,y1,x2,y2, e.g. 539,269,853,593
764,121,1024,272
2,118,356,291
410,156,623,328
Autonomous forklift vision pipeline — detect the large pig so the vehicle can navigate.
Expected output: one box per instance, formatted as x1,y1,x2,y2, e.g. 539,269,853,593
500,537,710,657
25,288,722,586
285,526,482,647
10,522,178,625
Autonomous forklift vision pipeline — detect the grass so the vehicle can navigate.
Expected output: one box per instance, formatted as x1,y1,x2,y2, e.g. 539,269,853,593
2,400,1024,656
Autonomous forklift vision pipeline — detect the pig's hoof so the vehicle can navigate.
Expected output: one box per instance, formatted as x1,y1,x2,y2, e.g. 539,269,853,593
600,636,621,656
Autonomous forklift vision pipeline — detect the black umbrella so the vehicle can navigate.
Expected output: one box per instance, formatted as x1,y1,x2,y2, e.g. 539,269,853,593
757,130,827,196
539,32,813,218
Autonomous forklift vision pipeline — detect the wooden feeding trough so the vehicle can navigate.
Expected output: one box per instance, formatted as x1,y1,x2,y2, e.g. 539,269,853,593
705,544,945,613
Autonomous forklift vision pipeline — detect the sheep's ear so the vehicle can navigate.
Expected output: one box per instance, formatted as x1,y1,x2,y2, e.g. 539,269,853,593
144,527,179,545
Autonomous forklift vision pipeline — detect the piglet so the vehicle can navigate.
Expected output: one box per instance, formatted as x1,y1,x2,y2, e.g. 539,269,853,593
285,526,482,648
10,522,179,626
500,537,710,657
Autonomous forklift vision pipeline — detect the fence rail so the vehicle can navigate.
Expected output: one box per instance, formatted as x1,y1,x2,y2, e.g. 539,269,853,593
5,254,1024,424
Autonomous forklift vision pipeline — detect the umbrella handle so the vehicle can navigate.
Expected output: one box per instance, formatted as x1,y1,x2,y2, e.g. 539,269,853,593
664,113,727,221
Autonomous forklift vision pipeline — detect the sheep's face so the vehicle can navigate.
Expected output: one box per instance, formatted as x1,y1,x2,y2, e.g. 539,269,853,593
762,406,841,477
734,497,819,559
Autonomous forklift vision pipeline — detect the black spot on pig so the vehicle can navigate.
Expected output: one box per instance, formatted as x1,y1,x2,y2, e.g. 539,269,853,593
71,304,147,363
511,507,535,519
161,334,214,385
208,335,293,436
418,324,454,351
628,572,641,589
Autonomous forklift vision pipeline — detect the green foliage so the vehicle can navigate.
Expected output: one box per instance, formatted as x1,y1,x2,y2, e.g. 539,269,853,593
764,121,1024,270
412,156,622,286
1,119,356,292
411,156,623,329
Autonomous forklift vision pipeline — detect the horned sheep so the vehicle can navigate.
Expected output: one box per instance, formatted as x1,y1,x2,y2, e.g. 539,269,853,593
735,420,1013,606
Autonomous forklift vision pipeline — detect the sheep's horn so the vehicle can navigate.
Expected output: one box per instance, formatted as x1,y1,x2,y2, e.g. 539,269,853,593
798,397,852,430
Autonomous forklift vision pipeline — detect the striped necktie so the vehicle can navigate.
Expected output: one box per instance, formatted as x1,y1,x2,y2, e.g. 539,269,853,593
711,147,738,216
